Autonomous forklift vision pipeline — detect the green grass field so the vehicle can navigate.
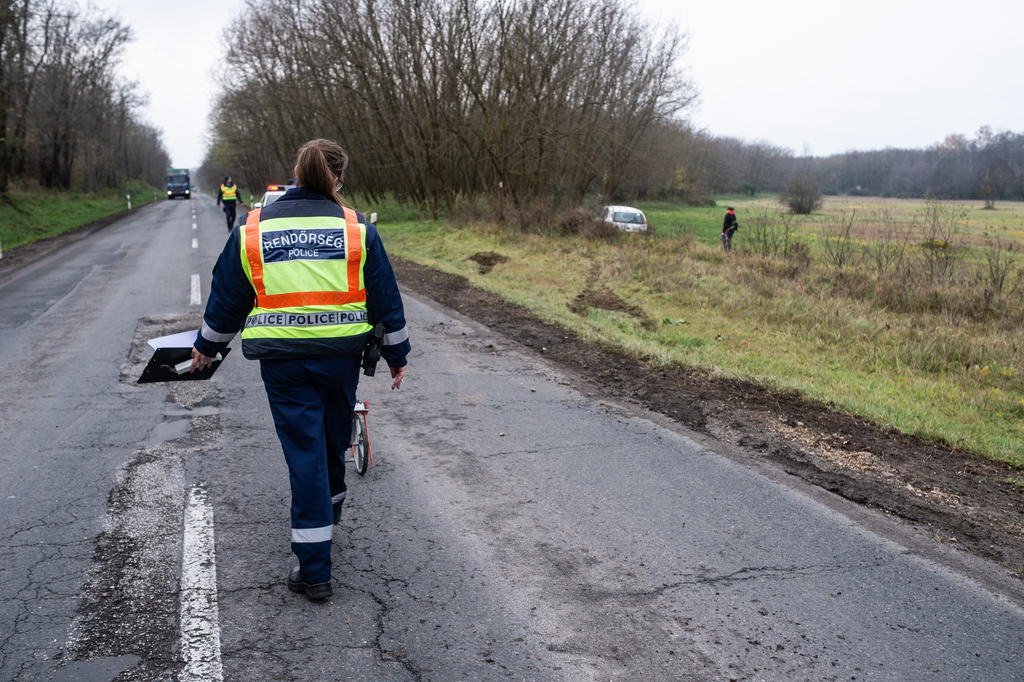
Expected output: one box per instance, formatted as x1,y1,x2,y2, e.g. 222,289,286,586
642,194,1024,249
373,195,1024,468
0,179,162,253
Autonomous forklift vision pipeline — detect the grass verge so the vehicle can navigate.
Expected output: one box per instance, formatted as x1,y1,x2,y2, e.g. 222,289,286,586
0,179,163,252
373,197,1024,468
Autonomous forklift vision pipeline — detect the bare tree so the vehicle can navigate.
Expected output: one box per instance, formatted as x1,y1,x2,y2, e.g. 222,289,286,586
1,0,168,193
205,0,696,212
977,159,1015,209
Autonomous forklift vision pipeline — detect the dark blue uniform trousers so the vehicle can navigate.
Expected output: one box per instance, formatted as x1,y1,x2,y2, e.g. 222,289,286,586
260,355,360,584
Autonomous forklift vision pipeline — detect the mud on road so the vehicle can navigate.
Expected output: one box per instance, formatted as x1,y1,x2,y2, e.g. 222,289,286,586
391,255,1024,584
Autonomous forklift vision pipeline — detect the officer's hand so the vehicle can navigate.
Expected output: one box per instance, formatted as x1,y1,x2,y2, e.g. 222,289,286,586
190,347,215,373
390,365,406,390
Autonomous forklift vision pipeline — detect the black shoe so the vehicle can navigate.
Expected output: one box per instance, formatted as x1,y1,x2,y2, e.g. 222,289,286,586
287,566,333,600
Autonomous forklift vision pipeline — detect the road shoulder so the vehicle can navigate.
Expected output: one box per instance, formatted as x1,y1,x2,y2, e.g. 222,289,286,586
389,254,1024,596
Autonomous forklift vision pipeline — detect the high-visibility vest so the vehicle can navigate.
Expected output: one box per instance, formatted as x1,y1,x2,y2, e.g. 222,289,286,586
221,184,239,201
238,205,372,359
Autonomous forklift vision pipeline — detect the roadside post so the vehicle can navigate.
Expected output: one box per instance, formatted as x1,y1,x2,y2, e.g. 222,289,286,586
127,194,132,210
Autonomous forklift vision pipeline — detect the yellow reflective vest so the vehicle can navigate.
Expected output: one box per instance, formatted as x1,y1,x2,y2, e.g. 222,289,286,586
220,184,239,201
238,205,372,359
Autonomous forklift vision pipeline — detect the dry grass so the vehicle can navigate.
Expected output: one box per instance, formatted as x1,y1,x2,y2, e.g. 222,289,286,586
377,198,1024,466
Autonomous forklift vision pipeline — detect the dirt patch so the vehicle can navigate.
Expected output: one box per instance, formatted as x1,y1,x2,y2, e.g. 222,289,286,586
569,287,643,318
391,255,1024,578
568,260,646,320
466,251,510,274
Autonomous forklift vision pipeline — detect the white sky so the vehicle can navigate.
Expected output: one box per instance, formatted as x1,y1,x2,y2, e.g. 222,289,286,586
95,0,243,169
654,0,1024,156
97,0,1024,168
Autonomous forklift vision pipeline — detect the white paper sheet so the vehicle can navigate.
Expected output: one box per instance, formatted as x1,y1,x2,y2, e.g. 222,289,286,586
148,329,200,350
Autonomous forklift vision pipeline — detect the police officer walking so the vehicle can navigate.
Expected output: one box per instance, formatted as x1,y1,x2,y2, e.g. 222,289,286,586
191,139,411,600
216,176,246,232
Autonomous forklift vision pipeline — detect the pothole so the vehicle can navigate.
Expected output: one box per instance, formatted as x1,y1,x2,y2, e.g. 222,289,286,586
121,313,204,384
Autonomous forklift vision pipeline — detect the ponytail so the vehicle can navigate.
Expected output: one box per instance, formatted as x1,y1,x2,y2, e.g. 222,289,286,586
294,139,349,206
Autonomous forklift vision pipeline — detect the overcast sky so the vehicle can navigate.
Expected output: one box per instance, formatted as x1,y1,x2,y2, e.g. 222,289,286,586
97,0,1024,169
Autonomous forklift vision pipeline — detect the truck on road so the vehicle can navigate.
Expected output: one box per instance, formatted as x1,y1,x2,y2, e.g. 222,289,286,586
165,168,191,199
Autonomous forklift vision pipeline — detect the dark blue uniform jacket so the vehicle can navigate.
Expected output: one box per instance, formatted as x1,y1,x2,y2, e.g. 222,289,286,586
194,187,411,368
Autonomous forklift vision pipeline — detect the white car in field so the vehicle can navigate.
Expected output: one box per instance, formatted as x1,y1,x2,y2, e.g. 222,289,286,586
601,205,648,232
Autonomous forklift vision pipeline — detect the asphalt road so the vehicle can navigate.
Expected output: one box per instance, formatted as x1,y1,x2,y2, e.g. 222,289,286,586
1,195,1023,681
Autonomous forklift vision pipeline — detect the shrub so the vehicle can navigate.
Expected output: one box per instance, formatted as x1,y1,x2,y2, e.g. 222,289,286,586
559,206,622,240
745,206,801,259
447,199,495,226
448,201,557,234
581,217,622,241
736,181,760,196
779,174,822,214
557,206,596,236
819,209,859,269
508,204,557,235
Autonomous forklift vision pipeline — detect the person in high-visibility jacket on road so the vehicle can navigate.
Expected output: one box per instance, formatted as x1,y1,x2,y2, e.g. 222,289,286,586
191,139,411,600
216,176,246,232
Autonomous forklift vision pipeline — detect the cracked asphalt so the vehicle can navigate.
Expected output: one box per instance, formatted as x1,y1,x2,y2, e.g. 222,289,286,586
1,195,1023,681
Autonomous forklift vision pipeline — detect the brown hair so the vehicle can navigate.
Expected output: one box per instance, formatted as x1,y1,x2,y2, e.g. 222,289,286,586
295,139,349,205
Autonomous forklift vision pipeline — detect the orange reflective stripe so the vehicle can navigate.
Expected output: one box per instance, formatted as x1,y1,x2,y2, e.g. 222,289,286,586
244,209,265,297
343,206,362,293
257,289,367,309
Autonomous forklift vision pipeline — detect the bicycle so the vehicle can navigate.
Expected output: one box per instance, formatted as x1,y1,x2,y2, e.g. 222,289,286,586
349,400,372,475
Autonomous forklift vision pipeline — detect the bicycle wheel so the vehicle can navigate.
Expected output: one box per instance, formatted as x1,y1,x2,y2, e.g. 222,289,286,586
353,413,370,475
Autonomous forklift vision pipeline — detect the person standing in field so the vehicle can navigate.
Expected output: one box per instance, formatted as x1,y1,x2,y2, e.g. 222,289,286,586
191,139,411,600
721,206,738,251
217,176,246,232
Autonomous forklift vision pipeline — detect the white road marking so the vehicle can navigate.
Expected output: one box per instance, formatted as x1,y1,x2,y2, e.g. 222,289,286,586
190,274,201,306
193,223,197,230
179,486,224,682
192,238,199,249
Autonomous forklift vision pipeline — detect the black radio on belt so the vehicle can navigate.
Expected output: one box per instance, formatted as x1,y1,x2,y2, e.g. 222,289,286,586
361,323,385,376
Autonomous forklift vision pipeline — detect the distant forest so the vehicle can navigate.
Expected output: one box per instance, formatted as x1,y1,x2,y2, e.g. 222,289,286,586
709,127,1024,203
0,0,170,196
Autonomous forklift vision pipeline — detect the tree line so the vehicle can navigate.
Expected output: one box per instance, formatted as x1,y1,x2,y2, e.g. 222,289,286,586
201,0,695,212
706,127,1024,204
0,0,170,196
